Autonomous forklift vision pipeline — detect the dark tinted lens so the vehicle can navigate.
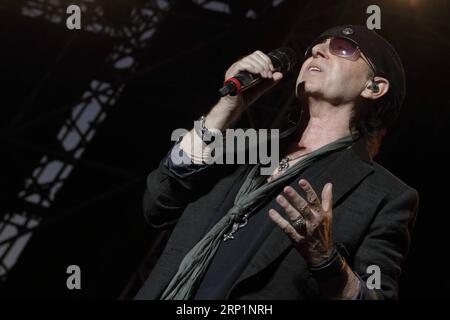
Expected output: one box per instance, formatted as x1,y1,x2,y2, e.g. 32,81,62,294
330,37,358,58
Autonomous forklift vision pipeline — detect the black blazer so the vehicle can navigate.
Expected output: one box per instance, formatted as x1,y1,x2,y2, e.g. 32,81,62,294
135,139,418,300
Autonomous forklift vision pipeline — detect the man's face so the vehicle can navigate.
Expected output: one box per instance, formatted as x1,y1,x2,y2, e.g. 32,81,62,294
296,38,372,105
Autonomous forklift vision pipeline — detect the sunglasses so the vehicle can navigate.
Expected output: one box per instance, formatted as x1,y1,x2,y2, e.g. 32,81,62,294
306,37,376,74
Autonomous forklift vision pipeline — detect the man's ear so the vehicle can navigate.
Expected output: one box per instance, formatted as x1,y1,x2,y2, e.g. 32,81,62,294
361,76,390,100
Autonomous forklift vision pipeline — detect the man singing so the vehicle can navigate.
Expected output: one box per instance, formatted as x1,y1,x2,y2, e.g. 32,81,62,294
135,25,418,300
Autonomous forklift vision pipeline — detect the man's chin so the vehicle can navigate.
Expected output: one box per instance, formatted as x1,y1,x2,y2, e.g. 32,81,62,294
296,81,321,99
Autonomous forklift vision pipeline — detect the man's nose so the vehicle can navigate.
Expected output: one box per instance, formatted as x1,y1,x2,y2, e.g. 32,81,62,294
311,40,329,59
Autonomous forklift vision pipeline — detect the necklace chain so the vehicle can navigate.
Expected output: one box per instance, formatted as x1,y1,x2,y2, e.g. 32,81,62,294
278,149,311,172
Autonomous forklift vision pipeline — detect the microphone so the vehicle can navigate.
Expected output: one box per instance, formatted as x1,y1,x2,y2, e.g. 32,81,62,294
219,47,298,97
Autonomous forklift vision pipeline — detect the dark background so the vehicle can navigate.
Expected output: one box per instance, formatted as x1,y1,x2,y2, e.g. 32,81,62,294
0,0,449,299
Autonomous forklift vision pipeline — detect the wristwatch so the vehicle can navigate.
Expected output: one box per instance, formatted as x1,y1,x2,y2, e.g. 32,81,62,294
194,115,221,145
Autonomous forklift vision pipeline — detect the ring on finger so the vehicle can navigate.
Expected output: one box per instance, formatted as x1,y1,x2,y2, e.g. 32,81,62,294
291,216,306,231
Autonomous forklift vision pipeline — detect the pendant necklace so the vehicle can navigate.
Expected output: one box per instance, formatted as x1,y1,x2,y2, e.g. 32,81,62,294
277,149,310,172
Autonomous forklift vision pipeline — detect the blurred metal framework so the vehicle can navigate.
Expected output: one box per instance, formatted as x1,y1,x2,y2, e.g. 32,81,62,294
0,0,173,280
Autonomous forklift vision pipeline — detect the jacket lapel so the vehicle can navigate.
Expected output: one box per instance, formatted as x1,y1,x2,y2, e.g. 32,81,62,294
229,139,374,295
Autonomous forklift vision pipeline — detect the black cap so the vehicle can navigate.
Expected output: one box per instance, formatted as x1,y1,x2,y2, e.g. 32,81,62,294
305,25,406,114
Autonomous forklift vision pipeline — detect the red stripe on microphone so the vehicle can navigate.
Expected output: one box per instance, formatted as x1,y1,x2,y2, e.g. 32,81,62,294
224,77,241,94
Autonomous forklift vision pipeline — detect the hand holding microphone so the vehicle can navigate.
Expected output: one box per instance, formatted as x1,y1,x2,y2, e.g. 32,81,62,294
202,48,297,133
219,48,298,104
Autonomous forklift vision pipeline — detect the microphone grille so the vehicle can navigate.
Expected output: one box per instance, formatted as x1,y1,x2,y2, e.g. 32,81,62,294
268,47,298,73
